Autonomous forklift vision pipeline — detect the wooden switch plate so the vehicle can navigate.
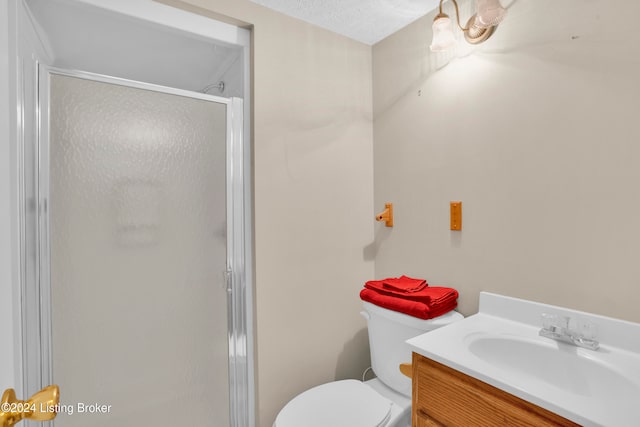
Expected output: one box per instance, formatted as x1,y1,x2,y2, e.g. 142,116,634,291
450,201,462,230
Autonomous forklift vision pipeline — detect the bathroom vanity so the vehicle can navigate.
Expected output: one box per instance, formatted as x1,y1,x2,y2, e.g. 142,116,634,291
411,353,578,426
406,292,640,427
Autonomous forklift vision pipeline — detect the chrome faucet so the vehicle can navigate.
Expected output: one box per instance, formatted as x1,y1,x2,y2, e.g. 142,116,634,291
539,313,600,350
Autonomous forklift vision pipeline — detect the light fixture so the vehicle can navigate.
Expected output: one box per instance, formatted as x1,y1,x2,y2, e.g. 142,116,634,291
430,0,507,52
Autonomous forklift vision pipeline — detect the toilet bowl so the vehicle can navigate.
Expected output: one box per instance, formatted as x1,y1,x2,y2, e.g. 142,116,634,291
273,301,463,427
273,378,408,427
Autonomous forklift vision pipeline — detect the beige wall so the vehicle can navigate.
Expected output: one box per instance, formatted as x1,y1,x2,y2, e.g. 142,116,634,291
373,0,640,322
157,0,640,425
158,1,375,426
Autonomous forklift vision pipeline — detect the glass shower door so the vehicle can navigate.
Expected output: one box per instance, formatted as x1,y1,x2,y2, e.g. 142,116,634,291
47,74,230,426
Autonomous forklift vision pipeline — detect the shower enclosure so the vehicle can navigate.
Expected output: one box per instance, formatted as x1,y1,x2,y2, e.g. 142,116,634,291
13,0,253,426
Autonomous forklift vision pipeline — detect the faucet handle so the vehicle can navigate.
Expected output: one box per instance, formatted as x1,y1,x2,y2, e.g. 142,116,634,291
541,313,568,331
541,313,555,330
576,317,598,340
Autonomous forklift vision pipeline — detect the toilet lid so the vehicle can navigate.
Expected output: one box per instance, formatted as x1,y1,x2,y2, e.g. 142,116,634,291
274,380,392,427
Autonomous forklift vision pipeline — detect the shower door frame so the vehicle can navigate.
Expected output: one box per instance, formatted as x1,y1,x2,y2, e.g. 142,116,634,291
19,64,252,427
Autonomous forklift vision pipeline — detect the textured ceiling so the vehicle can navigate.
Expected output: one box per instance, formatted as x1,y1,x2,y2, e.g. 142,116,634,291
250,0,440,45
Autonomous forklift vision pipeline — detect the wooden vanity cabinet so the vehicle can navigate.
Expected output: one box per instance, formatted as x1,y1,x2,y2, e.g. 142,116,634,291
411,352,581,427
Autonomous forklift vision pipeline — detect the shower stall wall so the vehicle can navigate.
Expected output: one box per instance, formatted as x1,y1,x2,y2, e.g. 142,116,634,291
47,71,235,426
13,0,253,426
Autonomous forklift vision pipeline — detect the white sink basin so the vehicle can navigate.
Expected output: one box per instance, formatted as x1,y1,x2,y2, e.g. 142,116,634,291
406,292,640,427
465,332,640,398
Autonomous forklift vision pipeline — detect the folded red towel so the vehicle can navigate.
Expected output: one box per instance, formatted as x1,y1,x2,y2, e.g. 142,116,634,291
359,287,458,320
364,281,457,305
365,275,427,294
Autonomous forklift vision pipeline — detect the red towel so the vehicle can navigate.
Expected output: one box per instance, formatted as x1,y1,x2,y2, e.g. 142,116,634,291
365,275,427,294
360,287,458,320
365,280,456,304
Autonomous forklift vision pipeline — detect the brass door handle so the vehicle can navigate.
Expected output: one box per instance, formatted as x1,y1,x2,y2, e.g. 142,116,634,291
0,385,60,427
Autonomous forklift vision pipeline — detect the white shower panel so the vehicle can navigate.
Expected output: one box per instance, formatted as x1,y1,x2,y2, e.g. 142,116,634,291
49,74,229,426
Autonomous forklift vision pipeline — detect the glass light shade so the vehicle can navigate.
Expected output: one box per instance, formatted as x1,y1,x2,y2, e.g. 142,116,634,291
476,0,507,28
430,15,456,52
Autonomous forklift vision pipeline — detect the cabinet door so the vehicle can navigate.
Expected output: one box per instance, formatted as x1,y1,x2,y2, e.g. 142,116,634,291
412,353,581,427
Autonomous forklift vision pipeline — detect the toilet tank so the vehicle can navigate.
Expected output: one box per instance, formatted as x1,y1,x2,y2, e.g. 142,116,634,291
361,301,463,397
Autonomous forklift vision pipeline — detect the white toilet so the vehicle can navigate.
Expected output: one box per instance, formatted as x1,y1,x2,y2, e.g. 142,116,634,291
273,301,463,427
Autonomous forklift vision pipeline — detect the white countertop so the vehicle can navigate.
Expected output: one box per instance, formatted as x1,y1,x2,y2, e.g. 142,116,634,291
406,292,640,427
